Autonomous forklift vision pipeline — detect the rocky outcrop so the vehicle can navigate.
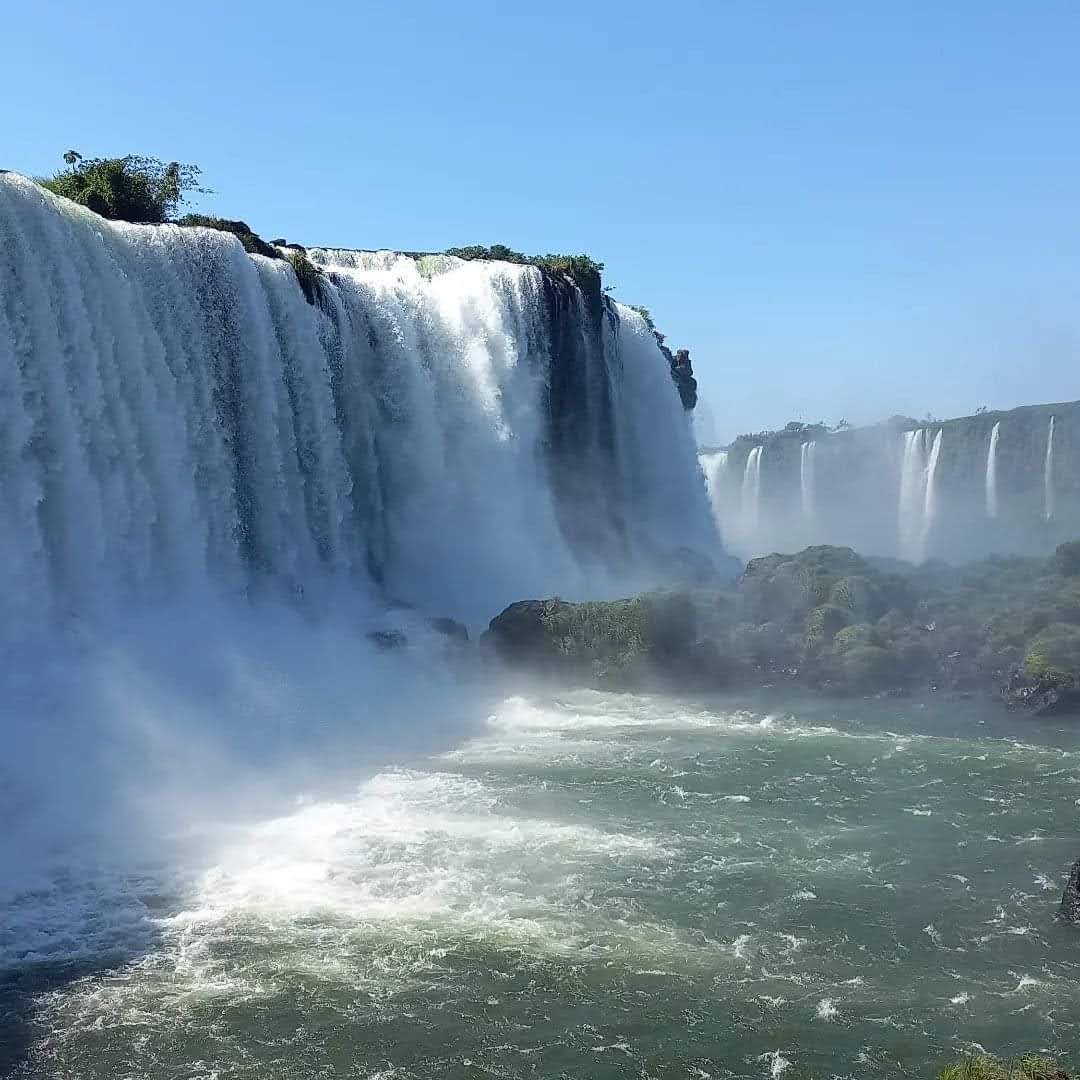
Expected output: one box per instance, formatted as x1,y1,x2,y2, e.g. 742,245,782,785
1003,668,1080,716
1060,860,1080,923
482,592,707,687
654,341,697,410
484,541,1080,711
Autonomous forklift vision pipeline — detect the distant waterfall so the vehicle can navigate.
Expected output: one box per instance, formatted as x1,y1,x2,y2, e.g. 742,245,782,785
0,173,717,635
700,450,728,522
1044,416,1056,521
985,421,1001,519
921,429,943,558
800,440,817,532
741,446,763,541
898,429,926,562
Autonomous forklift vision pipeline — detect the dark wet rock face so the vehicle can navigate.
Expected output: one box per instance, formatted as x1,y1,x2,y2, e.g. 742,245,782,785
1060,860,1080,923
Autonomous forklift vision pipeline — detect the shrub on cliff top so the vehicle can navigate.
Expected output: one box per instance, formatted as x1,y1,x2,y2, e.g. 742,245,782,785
444,244,604,290
40,152,205,223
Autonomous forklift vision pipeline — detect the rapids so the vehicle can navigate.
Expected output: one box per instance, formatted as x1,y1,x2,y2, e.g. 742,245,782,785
4,691,1080,1078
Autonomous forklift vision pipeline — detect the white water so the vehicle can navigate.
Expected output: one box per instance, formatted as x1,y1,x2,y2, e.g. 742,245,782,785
0,173,714,635
1045,415,1056,521
985,421,1001,519
0,173,720,901
800,440,816,535
741,446,763,543
921,428,943,560
897,429,926,562
700,450,727,521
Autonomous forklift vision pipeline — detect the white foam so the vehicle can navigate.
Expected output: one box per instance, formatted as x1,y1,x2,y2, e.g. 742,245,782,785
757,1049,793,1077
815,998,839,1020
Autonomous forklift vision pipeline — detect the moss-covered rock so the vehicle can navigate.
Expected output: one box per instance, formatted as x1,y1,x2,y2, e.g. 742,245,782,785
486,540,1080,712
936,1054,1070,1080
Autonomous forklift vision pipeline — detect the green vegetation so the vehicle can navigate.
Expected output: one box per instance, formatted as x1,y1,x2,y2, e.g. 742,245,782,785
937,1054,1069,1079
625,304,656,331
1025,624,1080,687
484,540,1080,711
444,244,604,290
40,152,204,223
541,597,649,672
285,248,323,307
37,151,325,306
175,214,280,258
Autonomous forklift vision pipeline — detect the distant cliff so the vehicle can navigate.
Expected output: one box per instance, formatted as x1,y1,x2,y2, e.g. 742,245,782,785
702,401,1078,564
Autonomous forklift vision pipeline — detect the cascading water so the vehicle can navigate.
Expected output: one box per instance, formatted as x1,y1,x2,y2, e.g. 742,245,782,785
740,446,763,543
0,173,715,637
700,449,728,521
1045,415,1056,521
800,440,817,534
921,428,943,560
0,171,724,943
897,429,926,562
985,421,1001,519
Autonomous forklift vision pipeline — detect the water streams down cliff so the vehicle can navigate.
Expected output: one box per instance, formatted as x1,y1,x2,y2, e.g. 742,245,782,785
0,173,714,639
703,403,1078,564
0,171,719,1030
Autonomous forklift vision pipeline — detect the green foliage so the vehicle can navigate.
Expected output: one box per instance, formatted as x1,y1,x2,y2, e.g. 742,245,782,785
937,1054,1069,1080
1024,623,1080,686
488,538,1080,704
40,153,204,223
829,574,885,619
626,304,655,331
803,604,853,652
285,249,323,307
840,644,899,688
176,214,281,258
540,598,648,671
833,623,875,653
444,244,604,290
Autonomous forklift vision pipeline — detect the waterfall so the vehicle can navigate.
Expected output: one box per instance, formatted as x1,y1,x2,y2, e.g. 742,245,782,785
921,429,943,559
1045,416,1056,521
700,450,728,522
0,173,717,637
741,446,763,544
985,421,1001,519
898,429,926,562
800,440,817,533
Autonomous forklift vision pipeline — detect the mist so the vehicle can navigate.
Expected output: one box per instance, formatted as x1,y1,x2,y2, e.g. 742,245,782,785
701,400,1075,566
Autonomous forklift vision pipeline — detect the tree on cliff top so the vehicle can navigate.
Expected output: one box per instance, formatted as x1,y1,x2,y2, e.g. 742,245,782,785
40,152,205,223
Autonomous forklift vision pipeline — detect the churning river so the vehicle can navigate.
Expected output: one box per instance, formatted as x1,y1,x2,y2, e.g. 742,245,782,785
4,691,1080,1079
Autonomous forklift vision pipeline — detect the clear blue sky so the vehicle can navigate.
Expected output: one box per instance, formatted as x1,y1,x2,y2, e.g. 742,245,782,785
4,1,1079,442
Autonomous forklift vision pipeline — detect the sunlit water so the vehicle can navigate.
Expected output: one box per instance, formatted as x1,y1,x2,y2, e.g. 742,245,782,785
4,691,1080,1079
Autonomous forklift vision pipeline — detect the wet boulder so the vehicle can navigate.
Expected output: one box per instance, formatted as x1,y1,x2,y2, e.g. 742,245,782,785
1060,859,1080,923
